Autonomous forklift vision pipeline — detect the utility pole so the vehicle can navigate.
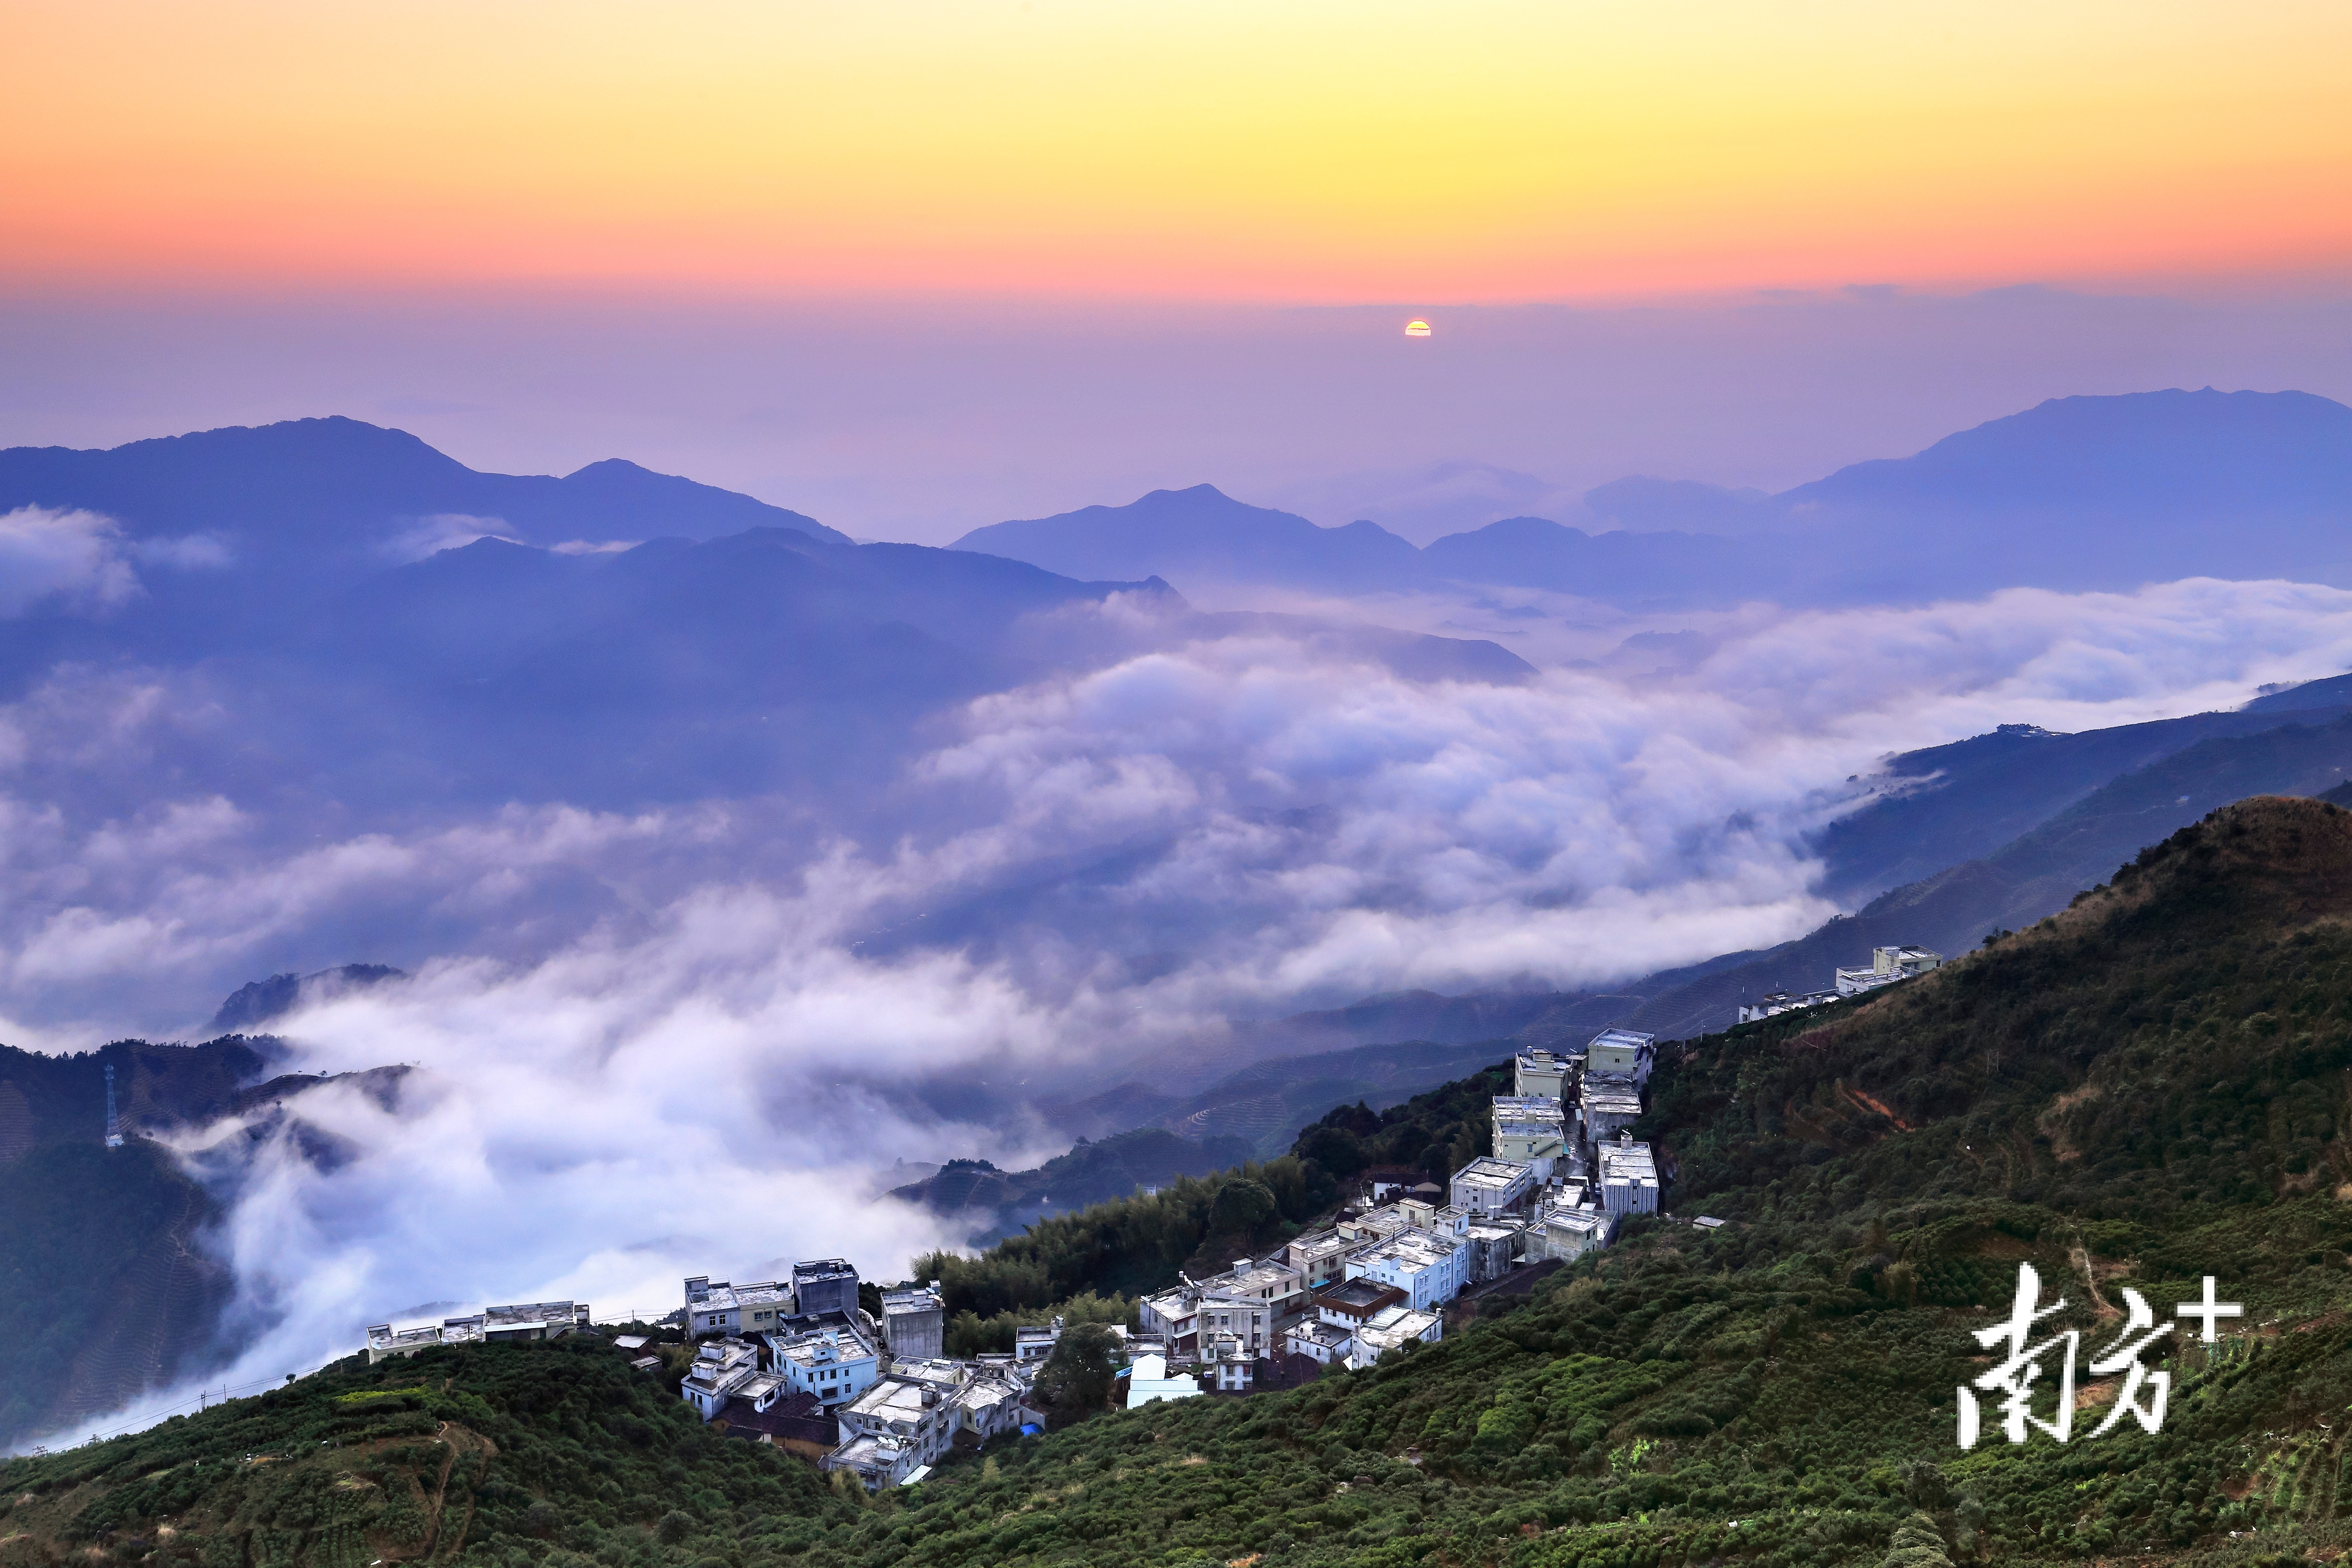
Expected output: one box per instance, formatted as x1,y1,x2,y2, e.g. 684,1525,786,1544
104,1063,124,1148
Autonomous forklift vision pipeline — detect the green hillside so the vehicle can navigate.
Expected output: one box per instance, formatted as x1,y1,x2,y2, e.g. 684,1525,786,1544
18,796,2352,1565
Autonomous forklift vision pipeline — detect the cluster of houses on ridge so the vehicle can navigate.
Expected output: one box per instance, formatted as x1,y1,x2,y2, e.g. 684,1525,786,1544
1124,1026,1701,1412
669,1268,1050,1490
364,1014,1826,1491
1736,943,1944,1024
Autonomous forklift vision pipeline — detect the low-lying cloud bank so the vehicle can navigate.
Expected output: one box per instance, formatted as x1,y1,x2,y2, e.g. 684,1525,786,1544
19,573,2352,1443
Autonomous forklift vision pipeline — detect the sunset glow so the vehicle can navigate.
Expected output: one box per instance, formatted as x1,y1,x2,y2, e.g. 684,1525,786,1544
7,0,2349,303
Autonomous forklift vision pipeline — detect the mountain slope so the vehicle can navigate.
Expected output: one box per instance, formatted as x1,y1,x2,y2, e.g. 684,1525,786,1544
1784,386,2352,527
25,799,2352,1563
0,1039,274,1448
1621,710,2352,1039
1813,696,2352,904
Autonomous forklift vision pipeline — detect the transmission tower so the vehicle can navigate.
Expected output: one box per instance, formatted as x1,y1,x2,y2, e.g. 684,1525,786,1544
104,1062,124,1148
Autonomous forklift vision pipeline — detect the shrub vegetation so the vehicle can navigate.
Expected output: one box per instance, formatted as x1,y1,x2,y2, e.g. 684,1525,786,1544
17,797,2352,1565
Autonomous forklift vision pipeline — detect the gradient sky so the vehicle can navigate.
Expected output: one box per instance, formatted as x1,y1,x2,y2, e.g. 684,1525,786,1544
6,2,2351,539
7,0,2349,301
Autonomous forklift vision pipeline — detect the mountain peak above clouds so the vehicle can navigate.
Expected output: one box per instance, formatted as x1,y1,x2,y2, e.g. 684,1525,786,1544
0,416,854,563
1782,386,2352,519
942,390,2352,608
951,484,1423,595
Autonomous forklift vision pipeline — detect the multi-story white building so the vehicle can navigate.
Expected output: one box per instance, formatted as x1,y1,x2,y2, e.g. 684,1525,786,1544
1126,1352,1204,1409
1012,1317,1063,1364
1491,1096,1568,1179
1206,1333,1256,1392
881,1282,945,1362
1580,1078,1644,1149
1284,1319,1356,1365
1190,1290,1274,1356
1311,1277,1407,1333
1532,1201,1614,1262
1586,1028,1656,1087
1283,1228,1362,1290
1448,1155,1537,1219
1736,989,1838,1024
683,1277,795,1339
1462,1218,1525,1283
364,1301,592,1363
1595,1134,1660,1216
791,1259,861,1318
1219,1257,1307,1321
771,1321,881,1409
825,1373,958,1490
1835,946,1944,996
1394,1194,1472,1235
680,1338,770,1421
1138,1259,1299,1356
1335,1205,1415,1245
1347,1305,1442,1369
1513,1048,1573,1101
1344,1228,1469,1311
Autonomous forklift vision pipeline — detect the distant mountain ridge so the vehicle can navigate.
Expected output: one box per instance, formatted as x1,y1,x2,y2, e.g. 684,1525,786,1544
953,389,2352,606
0,416,853,560
952,483,1424,594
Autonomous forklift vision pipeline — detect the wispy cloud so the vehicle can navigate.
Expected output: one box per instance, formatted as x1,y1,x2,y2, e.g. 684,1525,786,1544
15,573,2352,1444
0,506,142,616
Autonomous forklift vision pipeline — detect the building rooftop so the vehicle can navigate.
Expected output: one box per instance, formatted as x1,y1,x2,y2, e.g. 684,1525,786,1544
1546,1204,1611,1234
843,1376,954,1434
881,1283,943,1313
1588,1027,1655,1054
1314,1278,1408,1315
1596,1139,1657,1181
1450,1156,1535,1192
793,1258,858,1286
1219,1259,1301,1299
1581,1080,1643,1114
775,1324,875,1369
1352,1228,1464,1274
1357,1305,1442,1348
1337,1206,1414,1243
1289,1320,1354,1351
889,1357,970,1387
827,1431,908,1473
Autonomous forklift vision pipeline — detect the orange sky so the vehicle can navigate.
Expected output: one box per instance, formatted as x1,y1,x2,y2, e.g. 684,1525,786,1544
5,0,2349,302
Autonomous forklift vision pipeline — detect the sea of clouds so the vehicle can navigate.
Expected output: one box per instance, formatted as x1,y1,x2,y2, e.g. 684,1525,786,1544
15,568,2352,1442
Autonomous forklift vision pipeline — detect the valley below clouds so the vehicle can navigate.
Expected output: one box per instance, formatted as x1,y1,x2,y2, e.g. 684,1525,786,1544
12,562,2352,1441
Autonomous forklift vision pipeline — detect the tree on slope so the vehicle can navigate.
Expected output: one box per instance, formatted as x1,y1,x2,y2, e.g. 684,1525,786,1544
1032,1323,1123,1430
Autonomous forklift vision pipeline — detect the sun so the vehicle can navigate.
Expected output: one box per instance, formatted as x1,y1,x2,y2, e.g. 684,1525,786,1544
1404,320,1432,337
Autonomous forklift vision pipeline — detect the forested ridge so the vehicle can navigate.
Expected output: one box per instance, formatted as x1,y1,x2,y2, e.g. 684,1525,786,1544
18,796,2352,1565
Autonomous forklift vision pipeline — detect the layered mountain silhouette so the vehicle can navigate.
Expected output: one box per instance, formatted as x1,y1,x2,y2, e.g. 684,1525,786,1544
0,415,852,561
0,423,1531,813
955,389,2352,605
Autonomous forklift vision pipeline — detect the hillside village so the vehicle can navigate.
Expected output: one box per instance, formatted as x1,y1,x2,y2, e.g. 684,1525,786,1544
26,793,2352,1568
364,1005,1785,1492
